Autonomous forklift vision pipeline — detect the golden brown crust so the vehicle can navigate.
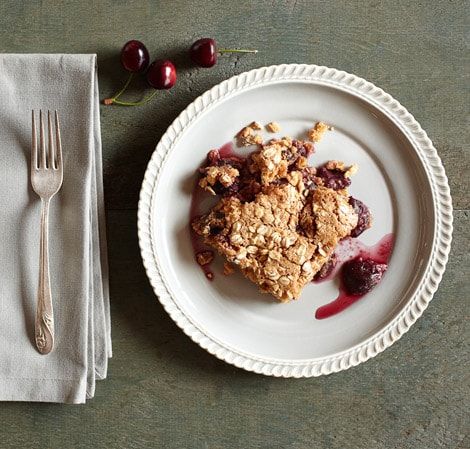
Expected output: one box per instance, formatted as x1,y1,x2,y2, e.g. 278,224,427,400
193,129,360,302
266,121,281,133
308,121,333,142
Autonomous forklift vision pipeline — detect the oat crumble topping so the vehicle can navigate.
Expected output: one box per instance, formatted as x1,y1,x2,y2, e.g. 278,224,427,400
191,122,371,303
238,125,263,146
266,121,281,133
308,121,333,142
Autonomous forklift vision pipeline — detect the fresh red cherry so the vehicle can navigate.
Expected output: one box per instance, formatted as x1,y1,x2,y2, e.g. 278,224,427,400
190,38,217,67
121,40,150,73
147,59,177,89
190,37,258,68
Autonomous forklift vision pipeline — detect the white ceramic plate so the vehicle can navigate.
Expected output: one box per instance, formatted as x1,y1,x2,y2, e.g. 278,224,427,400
138,64,452,377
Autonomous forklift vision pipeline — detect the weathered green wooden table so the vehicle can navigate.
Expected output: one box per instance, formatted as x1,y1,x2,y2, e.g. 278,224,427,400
0,1,468,448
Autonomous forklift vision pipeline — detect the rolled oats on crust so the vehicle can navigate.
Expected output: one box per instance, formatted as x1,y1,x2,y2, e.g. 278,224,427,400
194,182,357,302
192,122,368,303
198,164,240,195
238,125,263,146
308,121,333,142
266,121,281,133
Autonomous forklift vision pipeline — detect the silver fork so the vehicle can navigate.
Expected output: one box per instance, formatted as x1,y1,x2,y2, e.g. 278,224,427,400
31,110,63,355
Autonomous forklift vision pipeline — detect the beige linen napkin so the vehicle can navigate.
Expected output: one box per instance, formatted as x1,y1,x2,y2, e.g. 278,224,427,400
0,54,110,403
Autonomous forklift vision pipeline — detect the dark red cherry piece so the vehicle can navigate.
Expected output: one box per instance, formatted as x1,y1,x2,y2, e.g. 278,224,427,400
341,257,387,296
121,40,150,73
147,59,177,89
349,197,372,238
316,165,351,191
190,38,217,68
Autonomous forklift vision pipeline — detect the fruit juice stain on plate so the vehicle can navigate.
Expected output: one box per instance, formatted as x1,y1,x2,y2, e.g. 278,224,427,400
217,142,239,158
315,233,394,319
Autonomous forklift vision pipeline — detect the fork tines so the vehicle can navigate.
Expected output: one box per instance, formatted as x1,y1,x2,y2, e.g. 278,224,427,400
31,110,62,171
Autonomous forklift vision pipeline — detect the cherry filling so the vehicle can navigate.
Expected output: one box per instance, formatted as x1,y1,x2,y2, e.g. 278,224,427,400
314,253,338,281
198,148,247,197
316,166,352,190
342,257,388,295
291,139,315,157
348,197,372,238
314,234,393,320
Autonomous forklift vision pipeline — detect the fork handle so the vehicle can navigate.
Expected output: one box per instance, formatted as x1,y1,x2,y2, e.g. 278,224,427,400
35,197,54,355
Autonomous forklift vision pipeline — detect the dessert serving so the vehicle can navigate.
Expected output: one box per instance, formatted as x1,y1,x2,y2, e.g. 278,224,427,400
191,121,382,304
139,63,452,376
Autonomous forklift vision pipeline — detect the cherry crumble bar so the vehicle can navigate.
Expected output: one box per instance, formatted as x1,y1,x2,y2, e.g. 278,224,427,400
191,122,371,303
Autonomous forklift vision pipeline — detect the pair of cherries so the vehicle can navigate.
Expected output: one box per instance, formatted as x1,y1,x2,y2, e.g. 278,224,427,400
104,38,257,106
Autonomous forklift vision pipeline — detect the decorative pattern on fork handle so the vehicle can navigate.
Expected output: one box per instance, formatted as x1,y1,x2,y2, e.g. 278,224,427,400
31,110,63,355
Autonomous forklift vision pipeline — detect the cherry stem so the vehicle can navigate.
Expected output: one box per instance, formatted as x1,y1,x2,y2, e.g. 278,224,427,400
106,89,158,106
104,73,133,104
218,49,258,54
103,73,158,106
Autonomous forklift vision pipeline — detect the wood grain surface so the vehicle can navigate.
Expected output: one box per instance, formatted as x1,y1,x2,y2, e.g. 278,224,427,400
0,1,468,448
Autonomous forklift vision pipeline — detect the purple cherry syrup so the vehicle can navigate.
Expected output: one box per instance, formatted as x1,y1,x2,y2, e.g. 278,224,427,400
315,233,394,319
